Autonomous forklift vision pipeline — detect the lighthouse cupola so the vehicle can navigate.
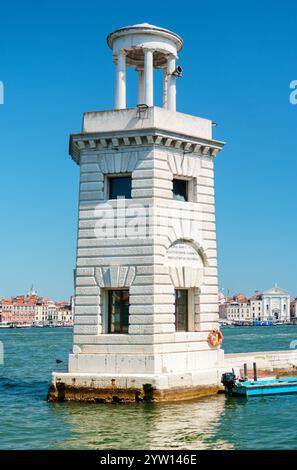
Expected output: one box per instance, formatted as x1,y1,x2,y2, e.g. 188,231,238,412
107,23,183,111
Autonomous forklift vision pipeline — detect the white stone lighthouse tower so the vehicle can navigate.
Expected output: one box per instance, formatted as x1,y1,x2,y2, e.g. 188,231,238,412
49,23,225,402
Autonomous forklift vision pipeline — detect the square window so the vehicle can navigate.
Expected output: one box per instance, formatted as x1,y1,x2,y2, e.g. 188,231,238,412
173,178,188,201
108,290,129,333
108,175,132,199
175,289,188,331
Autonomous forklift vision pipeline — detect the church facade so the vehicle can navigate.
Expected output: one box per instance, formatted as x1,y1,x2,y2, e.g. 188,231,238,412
220,285,291,324
261,286,290,322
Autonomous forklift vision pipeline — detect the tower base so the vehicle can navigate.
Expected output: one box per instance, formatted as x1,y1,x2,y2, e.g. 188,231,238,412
47,369,223,403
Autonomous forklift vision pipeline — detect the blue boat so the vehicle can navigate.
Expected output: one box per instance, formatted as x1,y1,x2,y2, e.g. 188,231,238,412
221,372,297,397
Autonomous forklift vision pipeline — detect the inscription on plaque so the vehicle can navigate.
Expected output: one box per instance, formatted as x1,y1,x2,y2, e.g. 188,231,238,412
166,242,203,267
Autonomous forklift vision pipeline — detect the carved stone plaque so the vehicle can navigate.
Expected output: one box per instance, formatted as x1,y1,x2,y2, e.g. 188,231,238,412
165,242,203,268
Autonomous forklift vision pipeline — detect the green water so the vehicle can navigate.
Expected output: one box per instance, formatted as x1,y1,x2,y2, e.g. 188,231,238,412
1,326,297,450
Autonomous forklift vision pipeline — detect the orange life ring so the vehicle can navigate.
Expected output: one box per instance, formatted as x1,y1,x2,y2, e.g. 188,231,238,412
208,328,223,347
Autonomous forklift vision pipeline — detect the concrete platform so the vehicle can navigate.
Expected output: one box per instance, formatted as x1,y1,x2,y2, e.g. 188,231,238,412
223,349,297,377
47,369,222,403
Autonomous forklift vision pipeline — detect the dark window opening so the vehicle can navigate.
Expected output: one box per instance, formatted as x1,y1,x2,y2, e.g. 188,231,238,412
173,179,188,201
108,290,129,333
109,175,132,199
175,289,188,331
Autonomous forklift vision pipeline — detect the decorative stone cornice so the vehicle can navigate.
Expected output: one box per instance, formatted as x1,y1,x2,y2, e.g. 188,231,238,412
95,266,136,288
69,129,224,164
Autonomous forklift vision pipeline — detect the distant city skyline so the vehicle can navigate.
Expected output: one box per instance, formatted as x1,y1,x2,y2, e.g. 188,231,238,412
0,285,70,302
0,287,73,325
0,0,296,298
220,284,296,300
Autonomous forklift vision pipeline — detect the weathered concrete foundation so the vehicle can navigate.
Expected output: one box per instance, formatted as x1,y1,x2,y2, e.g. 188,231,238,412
48,383,222,403
48,370,223,403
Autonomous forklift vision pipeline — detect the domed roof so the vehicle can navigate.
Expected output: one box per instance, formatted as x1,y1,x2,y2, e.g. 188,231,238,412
107,22,183,51
114,22,173,32
122,22,161,28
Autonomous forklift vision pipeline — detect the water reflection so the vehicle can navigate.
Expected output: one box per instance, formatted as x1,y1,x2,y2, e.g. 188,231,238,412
50,395,233,450
3,328,297,449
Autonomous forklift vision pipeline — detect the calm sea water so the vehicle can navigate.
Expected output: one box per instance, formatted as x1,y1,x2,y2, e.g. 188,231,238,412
1,325,297,450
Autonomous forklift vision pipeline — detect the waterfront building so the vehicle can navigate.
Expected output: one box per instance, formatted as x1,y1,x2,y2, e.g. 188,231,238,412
219,285,291,324
54,301,73,325
34,302,45,324
40,298,59,324
49,23,226,402
0,299,12,323
250,291,263,322
0,295,37,324
261,285,290,322
220,294,252,323
0,288,73,326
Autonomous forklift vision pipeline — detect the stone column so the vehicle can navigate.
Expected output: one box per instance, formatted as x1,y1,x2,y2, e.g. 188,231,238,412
167,55,176,112
137,69,144,104
162,67,168,108
144,49,154,106
115,49,126,109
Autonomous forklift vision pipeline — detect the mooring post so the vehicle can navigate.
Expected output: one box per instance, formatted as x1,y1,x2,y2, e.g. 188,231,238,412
253,362,257,382
244,363,248,380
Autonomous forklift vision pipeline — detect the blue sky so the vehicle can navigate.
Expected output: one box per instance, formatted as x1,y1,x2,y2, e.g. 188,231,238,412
0,0,296,299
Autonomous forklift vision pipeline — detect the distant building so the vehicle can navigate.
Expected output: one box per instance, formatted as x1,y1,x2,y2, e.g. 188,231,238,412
52,301,73,325
219,294,252,323
261,285,290,322
219,285,291,324
0,287,73,325
0,294,37,324
39,299,57,324
250,291,263,322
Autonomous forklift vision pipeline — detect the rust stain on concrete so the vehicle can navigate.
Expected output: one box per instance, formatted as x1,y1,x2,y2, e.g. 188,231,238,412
47,382,223,404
